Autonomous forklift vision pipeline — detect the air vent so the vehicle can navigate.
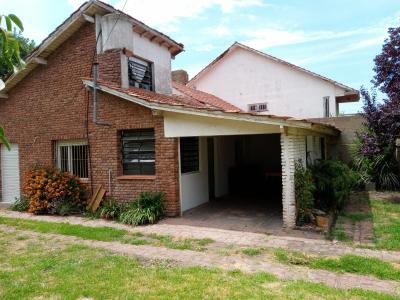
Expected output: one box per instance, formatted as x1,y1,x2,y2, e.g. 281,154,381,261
248,102,268,112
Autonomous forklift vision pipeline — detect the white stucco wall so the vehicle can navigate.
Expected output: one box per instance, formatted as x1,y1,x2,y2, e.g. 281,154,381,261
180,137,209,212
191,47,348,119
163,112,281,138
98,14,172,94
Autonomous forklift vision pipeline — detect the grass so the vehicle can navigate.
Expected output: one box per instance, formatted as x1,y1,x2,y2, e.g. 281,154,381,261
275,248,400,281
0,230,395,300
370,198,400,250
242,247,263,256
0,216,214,251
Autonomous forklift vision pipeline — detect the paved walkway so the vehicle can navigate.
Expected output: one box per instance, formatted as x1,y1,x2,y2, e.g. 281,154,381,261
1,210,400,261
1,224,399,296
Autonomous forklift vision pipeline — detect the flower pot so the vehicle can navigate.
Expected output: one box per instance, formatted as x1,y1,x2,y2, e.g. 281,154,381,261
316,215,329,228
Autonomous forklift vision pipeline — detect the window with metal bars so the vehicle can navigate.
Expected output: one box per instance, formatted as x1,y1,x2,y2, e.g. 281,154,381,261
121,129,155,175
128,56,153,91
180,137,199,173
56,140,89,178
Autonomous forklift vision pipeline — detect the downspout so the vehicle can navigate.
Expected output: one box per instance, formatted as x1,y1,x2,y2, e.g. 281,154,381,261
92,57,111,126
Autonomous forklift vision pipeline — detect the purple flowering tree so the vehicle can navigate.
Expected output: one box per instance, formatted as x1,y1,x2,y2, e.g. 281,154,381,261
355,26,400,190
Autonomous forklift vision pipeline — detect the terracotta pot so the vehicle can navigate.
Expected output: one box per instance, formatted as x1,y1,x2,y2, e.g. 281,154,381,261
316,215,329,228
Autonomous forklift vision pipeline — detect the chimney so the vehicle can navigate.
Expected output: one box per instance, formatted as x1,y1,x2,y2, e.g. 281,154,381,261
171,69,189,85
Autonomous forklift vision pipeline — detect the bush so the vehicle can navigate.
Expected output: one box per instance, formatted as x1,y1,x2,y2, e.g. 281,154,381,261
294,160,315,225
98,196,123,220
119,192,164,225
311,160,357,211
9,196,29,212
23,166,85,215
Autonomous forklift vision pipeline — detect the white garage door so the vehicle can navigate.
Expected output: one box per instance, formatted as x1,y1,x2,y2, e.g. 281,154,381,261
1,144,20,202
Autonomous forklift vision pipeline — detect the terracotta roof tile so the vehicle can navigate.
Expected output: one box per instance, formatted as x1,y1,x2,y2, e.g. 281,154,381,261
172,82,241,112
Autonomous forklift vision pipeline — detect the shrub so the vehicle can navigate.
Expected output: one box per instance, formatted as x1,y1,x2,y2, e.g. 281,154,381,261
98,196,123,220
23,166,85,215
311,160,357,211
9,196,29,212
119,192,164,226
294,160,315,225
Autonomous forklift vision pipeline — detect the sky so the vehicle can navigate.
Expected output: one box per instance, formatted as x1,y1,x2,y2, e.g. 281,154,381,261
1,0,399,114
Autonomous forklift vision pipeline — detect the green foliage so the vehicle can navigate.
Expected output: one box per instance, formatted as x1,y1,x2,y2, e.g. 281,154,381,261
311,160,357,211
294,160,315,225
352,139,400,190
119,192,164,225
9,196,29,212
242,248,262,256
0,14,24,76
98,196,123,220
0,32,35,78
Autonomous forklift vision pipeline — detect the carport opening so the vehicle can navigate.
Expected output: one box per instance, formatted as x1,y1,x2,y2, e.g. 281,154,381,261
178,133,283,233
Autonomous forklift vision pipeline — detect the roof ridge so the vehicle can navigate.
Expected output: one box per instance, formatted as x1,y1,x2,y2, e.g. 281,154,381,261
188,41,358,94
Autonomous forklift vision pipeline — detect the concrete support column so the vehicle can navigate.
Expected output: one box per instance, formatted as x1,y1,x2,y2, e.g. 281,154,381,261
280,132,306,228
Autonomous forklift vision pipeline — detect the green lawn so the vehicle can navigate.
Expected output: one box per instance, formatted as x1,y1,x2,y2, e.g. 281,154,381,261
370,199,400,250
0,216,213,251
275,249,400,281
0,229,395,300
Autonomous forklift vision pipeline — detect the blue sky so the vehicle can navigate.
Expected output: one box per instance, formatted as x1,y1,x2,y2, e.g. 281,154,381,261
1,0,399,113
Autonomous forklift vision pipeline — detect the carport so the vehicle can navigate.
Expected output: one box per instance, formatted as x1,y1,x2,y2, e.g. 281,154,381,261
163,110,338,230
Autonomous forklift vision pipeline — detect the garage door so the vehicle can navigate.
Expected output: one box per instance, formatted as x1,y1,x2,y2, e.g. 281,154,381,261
1,144,20,202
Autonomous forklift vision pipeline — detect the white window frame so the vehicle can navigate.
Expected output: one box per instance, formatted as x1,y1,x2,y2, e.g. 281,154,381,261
56,140,89,179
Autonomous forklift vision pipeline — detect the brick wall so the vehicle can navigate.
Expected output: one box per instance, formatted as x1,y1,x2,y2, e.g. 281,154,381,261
281,133,306,228
0,22,181,215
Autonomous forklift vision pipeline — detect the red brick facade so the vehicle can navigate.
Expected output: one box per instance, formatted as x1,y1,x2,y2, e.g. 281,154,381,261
0,23,181,216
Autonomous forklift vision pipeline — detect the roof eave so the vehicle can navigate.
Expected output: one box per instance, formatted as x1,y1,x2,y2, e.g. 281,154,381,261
83,79,339,136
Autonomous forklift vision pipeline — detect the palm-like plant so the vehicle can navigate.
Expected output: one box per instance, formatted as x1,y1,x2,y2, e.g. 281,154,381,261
0,13,24,150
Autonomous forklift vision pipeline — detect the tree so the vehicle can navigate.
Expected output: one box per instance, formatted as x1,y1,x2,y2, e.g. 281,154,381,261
373,26,400,98
0,13,24,150
354,25,400,190
0,32,34,79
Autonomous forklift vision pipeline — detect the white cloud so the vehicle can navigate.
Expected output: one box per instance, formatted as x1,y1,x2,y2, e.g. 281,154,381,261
202,25,232,38
114,0,263,27
67,0,87,9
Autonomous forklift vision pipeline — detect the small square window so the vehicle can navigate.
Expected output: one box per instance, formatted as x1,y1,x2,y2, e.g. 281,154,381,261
180,137,199,173
55,140,89,178
128,56,153,91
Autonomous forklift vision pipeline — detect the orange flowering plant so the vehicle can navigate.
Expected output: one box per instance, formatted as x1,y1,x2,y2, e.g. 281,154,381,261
23,166,85,215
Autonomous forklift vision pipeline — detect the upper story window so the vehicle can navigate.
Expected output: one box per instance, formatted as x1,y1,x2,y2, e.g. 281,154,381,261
248,102,268,112
128,56,153,91
55,140,89,179
121,129,155,175
323,96,330,117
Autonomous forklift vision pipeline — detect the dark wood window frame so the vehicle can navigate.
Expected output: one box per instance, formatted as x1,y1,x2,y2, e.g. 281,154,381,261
180,137,200,174
121,129,156,176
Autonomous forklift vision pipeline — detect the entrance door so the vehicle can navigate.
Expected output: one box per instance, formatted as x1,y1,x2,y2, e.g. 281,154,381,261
1,144,20,202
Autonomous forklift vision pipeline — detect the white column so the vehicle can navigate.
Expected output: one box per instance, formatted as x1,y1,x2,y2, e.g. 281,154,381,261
281,133,306,228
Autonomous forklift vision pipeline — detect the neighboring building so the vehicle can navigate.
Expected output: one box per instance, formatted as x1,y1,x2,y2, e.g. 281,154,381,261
0,0,345,228
187,42,359,119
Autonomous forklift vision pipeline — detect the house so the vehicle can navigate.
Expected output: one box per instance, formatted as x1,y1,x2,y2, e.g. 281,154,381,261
187,42,359,119
0,0,346,228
